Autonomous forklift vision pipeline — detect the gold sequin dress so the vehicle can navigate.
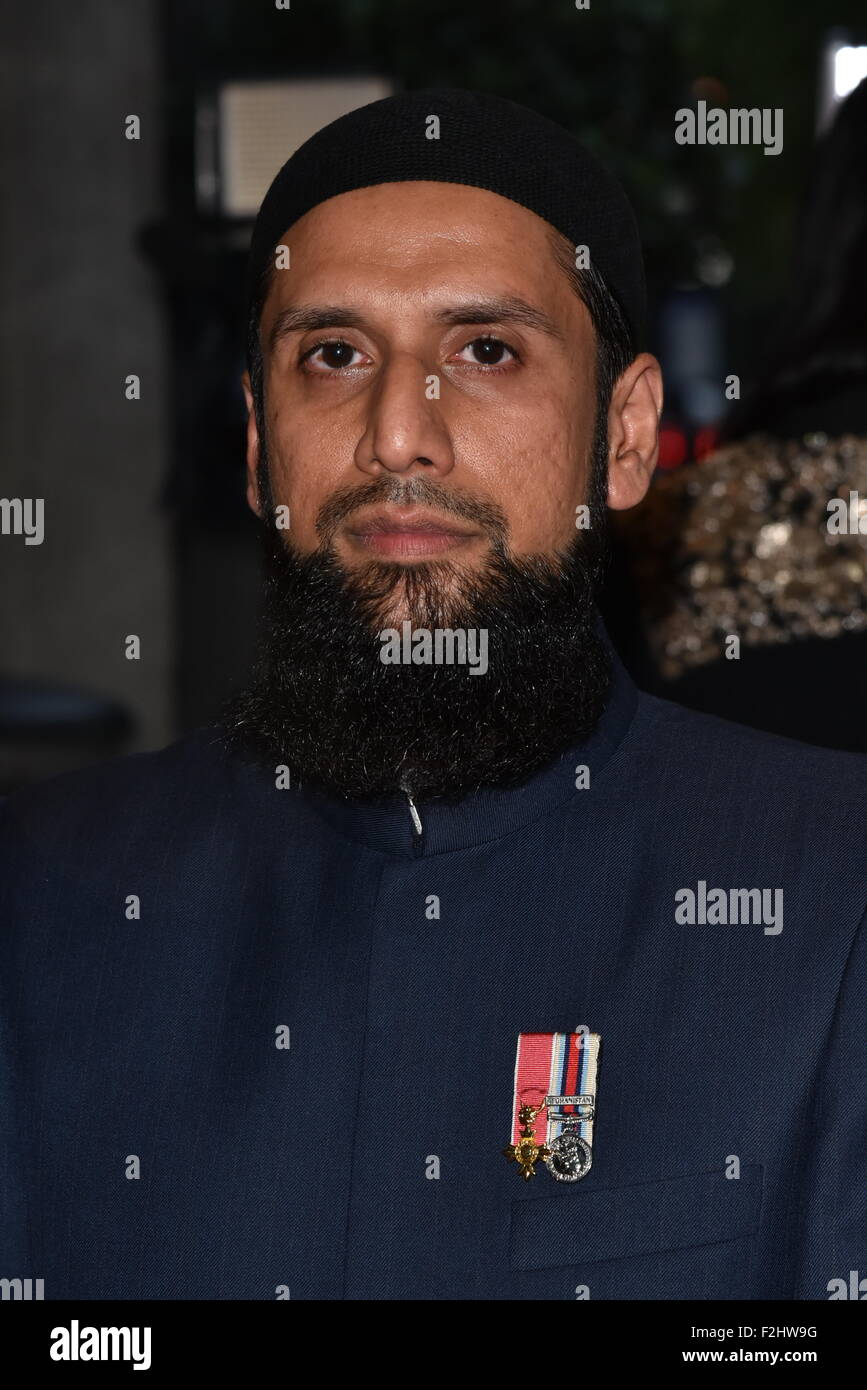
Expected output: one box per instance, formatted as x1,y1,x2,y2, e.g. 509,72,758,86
625,431,867,684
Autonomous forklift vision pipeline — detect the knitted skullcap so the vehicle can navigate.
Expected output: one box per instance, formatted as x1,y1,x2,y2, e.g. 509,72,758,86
246,86,645,347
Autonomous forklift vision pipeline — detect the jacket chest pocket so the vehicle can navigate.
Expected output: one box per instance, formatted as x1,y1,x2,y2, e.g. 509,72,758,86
509,1164,764,1270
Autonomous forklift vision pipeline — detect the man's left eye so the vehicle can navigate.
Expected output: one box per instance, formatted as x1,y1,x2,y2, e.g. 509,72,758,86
453,337,519,368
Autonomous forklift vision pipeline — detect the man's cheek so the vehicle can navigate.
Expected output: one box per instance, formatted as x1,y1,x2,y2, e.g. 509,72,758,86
500,447,578,544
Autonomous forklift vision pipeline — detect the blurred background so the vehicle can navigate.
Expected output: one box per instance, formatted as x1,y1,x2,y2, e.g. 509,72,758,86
2,0,866,790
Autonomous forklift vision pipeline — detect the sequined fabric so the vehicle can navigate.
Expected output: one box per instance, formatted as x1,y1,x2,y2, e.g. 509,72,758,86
621,432,867,681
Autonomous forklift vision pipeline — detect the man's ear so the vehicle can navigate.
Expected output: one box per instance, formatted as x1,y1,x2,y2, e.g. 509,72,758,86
606,352,663,512
242,370,264,519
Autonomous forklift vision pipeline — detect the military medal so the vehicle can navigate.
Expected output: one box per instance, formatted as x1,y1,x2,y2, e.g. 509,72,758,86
504,1032,601,1182
502,1102,551,1180
544,1101,594,1182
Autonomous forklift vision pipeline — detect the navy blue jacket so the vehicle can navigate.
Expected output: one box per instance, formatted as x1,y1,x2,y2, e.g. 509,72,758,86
2,653,865,1299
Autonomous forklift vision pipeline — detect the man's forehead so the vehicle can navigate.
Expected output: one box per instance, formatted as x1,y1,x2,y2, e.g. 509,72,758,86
261,182,577,321
277,181,562,261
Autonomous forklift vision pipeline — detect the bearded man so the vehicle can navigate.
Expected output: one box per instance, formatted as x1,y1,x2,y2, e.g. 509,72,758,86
2,89,865,1302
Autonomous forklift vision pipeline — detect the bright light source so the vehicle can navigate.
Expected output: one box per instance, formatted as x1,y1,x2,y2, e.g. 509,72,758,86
834,45,867,99
816,32,866,135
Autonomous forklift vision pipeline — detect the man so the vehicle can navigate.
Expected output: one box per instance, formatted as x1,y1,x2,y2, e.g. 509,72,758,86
1,89,865,1301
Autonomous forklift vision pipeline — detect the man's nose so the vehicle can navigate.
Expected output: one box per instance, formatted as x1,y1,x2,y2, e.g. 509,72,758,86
354,353,456,478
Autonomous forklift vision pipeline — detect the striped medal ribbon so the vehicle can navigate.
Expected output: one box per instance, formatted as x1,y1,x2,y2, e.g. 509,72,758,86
504,1031,601,1181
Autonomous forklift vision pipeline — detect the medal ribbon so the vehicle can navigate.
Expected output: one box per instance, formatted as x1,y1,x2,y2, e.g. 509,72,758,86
510,1031,601,1146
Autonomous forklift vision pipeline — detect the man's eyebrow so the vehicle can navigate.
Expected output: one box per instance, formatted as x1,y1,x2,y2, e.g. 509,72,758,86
269,305,367,349
433,297,564,340
268,296,564,350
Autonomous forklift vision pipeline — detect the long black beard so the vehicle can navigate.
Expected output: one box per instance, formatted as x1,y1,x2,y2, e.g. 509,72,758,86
217,452,612,803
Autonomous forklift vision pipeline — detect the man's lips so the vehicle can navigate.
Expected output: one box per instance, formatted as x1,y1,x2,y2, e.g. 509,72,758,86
343,509,481,559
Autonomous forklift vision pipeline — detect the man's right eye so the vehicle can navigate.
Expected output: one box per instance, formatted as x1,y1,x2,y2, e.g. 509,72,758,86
300,340,367,372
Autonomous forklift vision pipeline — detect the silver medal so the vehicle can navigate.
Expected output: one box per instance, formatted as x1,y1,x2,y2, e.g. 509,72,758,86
544,1122,593,1182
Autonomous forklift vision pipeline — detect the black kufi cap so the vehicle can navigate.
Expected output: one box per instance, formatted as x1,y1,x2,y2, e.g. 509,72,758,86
246,86,645,347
